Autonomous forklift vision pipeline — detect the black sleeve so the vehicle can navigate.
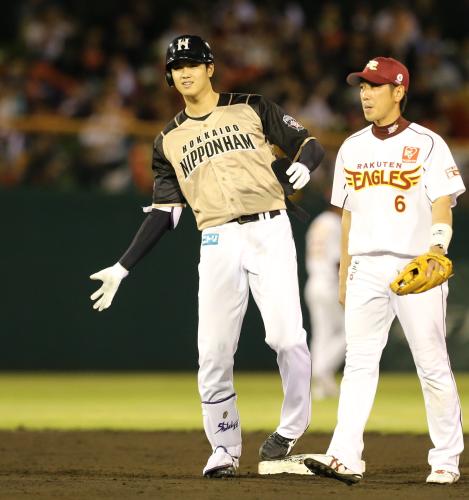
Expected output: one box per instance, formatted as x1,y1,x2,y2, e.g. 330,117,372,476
297,138,325,172
119,210,171,270
152,134,186,205
256,96,309,160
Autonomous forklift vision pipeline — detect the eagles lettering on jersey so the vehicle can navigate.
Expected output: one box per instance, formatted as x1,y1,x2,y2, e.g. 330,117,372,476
344,165,421,191
150,93,312,230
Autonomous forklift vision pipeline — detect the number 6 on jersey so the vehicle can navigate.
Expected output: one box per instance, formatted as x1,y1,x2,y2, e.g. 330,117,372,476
395,195,406,212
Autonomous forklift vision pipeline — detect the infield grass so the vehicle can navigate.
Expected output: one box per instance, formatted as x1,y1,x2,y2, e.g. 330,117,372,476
0,372,467,433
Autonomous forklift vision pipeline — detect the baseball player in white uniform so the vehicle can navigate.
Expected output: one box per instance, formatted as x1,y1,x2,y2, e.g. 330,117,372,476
305,206,345,399
89,35,325,478
304,57,465,485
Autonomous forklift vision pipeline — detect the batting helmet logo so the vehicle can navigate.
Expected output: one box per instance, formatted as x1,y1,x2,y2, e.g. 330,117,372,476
165,34,214,87
177,37,190,51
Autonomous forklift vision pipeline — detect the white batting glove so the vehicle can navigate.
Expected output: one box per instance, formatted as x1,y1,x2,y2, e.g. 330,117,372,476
286,162,310,190
90,262,129,311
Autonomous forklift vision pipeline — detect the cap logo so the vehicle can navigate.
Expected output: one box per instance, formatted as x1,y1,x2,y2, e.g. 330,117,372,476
366,60,379,71
396,73,403,83
177,37,190,51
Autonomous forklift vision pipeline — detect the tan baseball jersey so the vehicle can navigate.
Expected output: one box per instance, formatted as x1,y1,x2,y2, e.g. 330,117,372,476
151,93,314,230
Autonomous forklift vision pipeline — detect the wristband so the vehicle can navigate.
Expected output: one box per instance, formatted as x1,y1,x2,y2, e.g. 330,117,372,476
430,223,452,253
112,262,129,279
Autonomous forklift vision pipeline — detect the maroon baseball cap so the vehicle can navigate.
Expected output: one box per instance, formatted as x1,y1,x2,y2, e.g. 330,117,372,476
346,57,410,91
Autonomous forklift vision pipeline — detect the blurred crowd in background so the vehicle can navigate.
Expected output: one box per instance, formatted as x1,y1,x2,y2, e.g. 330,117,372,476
0,0,468,200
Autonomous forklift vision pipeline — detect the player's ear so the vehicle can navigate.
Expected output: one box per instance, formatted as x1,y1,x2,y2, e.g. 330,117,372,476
393,84,405,103
207,63,215,78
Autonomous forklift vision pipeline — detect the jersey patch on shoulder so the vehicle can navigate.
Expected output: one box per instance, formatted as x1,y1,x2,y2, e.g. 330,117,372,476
445,166,461,179
402,146,420,163
282,115,304,131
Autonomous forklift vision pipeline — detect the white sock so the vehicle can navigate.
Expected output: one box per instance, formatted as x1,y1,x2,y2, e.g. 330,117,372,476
202,393,242,458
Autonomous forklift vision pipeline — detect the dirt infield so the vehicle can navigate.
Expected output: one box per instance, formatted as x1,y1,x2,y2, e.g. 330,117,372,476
0,431,467,499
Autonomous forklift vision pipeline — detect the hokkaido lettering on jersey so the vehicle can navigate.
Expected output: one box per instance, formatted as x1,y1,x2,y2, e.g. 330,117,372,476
180,124,256,178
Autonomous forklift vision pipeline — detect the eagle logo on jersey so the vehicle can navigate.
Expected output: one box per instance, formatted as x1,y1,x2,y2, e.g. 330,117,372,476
344,165,421,191
402,146,420,163
283,115,305,131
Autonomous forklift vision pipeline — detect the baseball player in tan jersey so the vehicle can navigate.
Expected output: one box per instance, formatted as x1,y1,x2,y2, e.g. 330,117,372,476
89,35,325,477
304,57,465,485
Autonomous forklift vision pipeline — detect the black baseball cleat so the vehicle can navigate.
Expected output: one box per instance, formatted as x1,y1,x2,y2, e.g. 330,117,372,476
259,432,297,460
204,464,237,478
203,446,239,478
303,455,363,486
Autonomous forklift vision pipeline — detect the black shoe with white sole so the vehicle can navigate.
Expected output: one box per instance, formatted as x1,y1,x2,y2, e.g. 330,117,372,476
259,432,297,460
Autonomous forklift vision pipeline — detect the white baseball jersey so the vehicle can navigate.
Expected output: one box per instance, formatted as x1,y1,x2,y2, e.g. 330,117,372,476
305,211,341,287
327,118,465,474
331,120,466,256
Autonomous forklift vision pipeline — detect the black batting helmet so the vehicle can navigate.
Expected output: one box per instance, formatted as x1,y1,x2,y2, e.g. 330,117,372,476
165,35,214,87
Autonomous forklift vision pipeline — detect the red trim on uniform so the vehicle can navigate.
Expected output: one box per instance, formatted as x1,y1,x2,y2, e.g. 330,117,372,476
372,116,410,140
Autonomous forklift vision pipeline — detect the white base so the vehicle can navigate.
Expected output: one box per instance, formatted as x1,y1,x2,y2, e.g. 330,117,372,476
258,454,317,475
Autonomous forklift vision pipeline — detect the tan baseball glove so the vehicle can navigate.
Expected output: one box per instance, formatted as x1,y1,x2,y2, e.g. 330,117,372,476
390,252,453,295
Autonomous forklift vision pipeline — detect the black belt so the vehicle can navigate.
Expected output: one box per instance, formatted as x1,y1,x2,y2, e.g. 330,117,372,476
228,210,281,224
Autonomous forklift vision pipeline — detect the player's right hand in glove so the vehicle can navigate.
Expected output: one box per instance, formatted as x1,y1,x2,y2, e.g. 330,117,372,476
90,262,129,311
286,162,310,190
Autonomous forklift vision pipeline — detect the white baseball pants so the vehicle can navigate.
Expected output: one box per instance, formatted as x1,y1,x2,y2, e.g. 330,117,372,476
197,211,312,456
328,254,463,474
305,282,345,380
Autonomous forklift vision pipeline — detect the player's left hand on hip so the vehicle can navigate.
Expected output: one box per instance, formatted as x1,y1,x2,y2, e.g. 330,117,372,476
286,162,310,190
90,262,129,311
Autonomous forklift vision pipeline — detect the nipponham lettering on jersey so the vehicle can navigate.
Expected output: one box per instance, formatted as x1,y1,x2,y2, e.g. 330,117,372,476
180,124,256,179
344,165,421,191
